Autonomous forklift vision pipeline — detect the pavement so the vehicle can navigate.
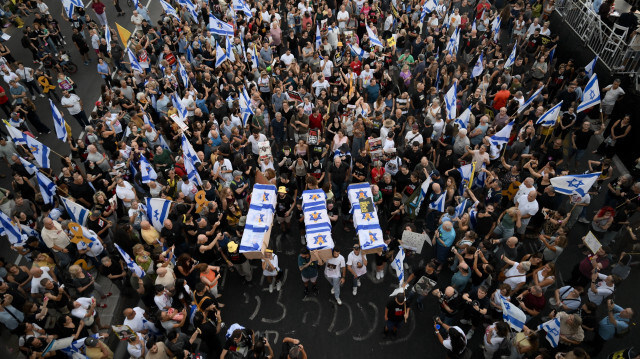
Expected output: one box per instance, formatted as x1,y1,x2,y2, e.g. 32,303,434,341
0,2,638,359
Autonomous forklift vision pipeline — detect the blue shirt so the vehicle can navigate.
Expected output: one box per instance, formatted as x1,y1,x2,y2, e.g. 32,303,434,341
97,62,110,79
366,83,380,103
598,305,629,340
438,225,456,247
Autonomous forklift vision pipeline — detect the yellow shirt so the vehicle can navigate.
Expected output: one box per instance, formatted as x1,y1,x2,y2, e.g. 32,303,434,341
141,227,160,246
86,342,114,359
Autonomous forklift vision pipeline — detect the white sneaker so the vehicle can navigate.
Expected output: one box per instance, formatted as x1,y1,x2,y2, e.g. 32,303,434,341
357,279,361,287
466,329,475,340
276,281,282,291
39,94,45,98
331,287,335,294
352,287,357,296
336,298,342,305
31,95,35,100
269,283,274,293
380,271,385,278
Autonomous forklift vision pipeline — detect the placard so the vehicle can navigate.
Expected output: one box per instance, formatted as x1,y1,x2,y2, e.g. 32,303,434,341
401,230,430,254
258,141,272,161
358,197,374,214
170,114,189,131
584,231,602,254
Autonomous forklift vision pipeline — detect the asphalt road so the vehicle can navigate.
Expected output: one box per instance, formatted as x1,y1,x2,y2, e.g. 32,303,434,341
0,1,638,358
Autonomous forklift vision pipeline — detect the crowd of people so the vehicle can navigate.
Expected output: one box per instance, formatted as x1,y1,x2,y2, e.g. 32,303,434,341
0,0,638,357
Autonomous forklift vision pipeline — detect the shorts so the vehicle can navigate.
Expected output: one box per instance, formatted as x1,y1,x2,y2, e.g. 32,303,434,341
601,103,615,115
277,215,291,224
301,274,318,283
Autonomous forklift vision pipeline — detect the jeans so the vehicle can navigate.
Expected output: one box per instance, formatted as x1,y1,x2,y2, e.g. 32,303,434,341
332,181,347,202
95,11,108,26
326,275,341,299
352,136,365,155
493,224,514,240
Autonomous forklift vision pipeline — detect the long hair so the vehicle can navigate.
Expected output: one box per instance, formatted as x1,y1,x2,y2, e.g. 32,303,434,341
447,327,467,355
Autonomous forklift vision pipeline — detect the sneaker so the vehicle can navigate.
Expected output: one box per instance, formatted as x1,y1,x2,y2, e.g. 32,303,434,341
460,319,470,325
466,329,475,340
31,95,36,100
39,94,45,98
330,287,335,295
578,217,590,224
352,287,357,296
380,271,385,278
336,297,342,305
357,279,361,287
269,283,274,293
276,281,282,291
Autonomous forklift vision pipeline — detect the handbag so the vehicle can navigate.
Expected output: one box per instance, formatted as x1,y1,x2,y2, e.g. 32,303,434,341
604,136,617,146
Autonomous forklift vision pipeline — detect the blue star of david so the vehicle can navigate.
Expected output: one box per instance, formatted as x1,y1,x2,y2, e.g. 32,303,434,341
503,302,511,310
394,259,402,271
589,90,596,100
356,190,366,199
258,214,265,223
362,212,373,221
567,178,584,189
30,146,39,154
313,235,326,245
309,212,322,222
547,327,560,336
368,231,378,242
309,193,320,201
154,209,160,220
262,193,270,201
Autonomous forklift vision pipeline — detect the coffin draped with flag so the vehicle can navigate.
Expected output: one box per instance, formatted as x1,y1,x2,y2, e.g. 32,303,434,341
347,183,387,254
302,189,335,263
239,184,277,258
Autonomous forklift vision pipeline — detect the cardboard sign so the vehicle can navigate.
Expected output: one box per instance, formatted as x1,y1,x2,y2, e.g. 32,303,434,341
170,114,189,131
401,230,429,254
584,231,602,254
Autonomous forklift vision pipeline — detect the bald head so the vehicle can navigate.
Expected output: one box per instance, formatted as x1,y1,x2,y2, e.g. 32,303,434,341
140,221,151,230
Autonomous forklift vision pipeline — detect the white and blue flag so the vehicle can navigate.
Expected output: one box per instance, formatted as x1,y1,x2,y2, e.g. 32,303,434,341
457,162,475,195
159,0,180,20
473,163,486,189
239,87,254,126
36,172,56,204
548,47,555,64
184,155,202,186
250,44,259,69
209,14,234,36
0,211,25,245
349,43,369,59
233,0,252,18
577,74,600,113
181,133,200,164
489,121,514,146
517,85,544,113
215,40,228,67
501,297,526,331
536,101,563,126
115,243,146,277
127,48,143,73
5,123,26,144
61,197,90,225
455,107,471,129
146,197,172,232
50,99,68,142
140,154,157,183
177,0,199,23
225,35,236,63
455,199,468,218
171,93,188,120
538,318,561,348
429,193,447,212
19,157,37,176
315,25,322,49
420,0,437,21
471,53,484,79
585,55,597,78
392,246,405,284
492,16,501,42
366,23,383,47
25,135,50,168
186,45,194,63
104,25,111,52
505,42,517,68
444,82,457,120
550,172,600,197
178,61,189,87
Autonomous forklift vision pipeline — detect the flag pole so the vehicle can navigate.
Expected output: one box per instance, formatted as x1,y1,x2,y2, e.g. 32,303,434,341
402,280,408,323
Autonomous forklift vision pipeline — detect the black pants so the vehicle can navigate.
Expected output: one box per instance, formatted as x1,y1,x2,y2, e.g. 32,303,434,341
23,80,41,96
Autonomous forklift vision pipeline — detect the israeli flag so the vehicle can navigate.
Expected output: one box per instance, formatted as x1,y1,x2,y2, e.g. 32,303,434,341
49,100,68,142
61,0,75,18
315,25,322,49
233,0,252,17
455,107,471,129
36,172,56,204
444,82,457,120
405,176,432,217
184,155,202,186
128,48,143,73
159,135,170,150
505,42,517,68
104,25,111,52
226,35,236,63
471,53,484,79
517,85,544,113
25,135,50,168
239,31,247,61
420,0,437,21
489,121,514,146
500,297,526,331
535,101,563,126
457,162,475,195
471,19,476,31
577,74,601,113
159,0,180,20
250,44,259,69
429,193,447,212
177,0,199,23
538,318,561,348
181,133,200,164
215,40,228,67
115,243,146,277
584,55,597,78
178,61,189,87
186,45,194,63
445,28,459,54
472,163,486,189
143,113,155,130
548,47,555,64
146,197,171,231
454,199,468,218
133,0,139,7
550,172,600,197
5,123,26,144
209,14,234,36
61,197,90,225
239,87,254,126
171,93,188,120
139,154,157,183
366,23,383,48
392,246,405,284
492,16,501,42
19,157,37,175
0,211,25,245
349,43,369,59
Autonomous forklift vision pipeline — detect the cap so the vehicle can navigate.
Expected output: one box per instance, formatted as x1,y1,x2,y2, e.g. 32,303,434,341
520,261,531,271
430,169,440,177
412,123,419,129
278,186,287,194
265,249,273,253
227,241,238,252
232,170,242,177
85,337,99,347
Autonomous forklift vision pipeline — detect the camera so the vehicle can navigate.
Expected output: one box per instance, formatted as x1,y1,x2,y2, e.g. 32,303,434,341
472,300,480,307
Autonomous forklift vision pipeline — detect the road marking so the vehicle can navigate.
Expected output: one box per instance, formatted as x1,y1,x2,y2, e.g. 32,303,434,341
261,269,288,324
327,301,338,332
248,296,261,320
353,302,378,341
301,297,321,327
14,254,22,265
243,292,249,304
334,302,353,336
263,330,279,345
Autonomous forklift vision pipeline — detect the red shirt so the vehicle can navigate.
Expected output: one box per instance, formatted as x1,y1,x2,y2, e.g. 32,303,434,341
309,113,323,129
91,2,106,14
0,86,8,105
493,89,511,110
350,60,362,76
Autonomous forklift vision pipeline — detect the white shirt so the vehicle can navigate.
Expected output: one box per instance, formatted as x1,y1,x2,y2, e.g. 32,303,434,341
262,254,279,276
337,11,349,26
312,79,330,97
405,131,424,145
127,333,146,359
213,159,234,183
181,96,196,117
347,251,367,277
587,273,614,305
280,53,295,66
1,71,19,84
248,133,268,155
324,255,346,278
181,181,198,200
516,195,539,222
37,2,49,14
61,94,82,115
124,307,157,333
483,324,506,350
71,297,95,324
116,181,136,208
359,69,374,87
320,59,333,78
154,291,172,309
443,326,467,351
76,229,104,257
503,263,527,290
602,85,625,105
16,67,35,82
513,183,536,203
30,267,53,294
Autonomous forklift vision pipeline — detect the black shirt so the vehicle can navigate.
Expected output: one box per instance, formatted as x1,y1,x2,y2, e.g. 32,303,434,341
386,299,405,322
329,162,349,183
276,194,294,217
574,129,594,150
